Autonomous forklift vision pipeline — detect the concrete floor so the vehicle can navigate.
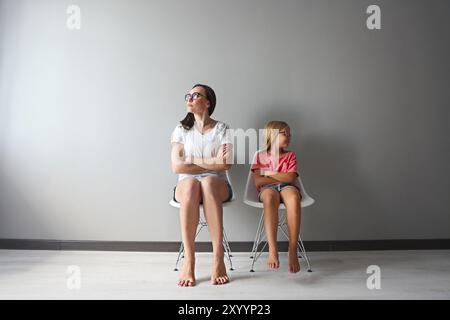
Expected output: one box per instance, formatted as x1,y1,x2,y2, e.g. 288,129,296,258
0,249,449,299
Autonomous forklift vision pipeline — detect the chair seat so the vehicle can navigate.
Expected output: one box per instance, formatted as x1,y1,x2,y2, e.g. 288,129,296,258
169,198,235,209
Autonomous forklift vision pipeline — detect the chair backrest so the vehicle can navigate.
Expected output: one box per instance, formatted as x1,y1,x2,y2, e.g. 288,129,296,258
243,150,315,208
224,170,236,202
169,170,235,208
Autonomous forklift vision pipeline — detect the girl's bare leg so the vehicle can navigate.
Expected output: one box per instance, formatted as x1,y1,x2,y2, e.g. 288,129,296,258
200,176,230,285
175,178,202,286
260,188,281,269
280,187,302,273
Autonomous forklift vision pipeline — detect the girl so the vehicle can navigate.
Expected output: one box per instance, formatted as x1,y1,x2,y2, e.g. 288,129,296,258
251,121,302,273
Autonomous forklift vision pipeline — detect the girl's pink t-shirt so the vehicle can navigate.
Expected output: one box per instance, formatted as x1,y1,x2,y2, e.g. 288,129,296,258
251,150,298,174
251,150,301,193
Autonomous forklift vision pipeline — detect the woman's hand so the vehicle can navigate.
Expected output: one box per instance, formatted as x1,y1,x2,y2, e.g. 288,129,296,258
191,143,232,171
210,143,230,165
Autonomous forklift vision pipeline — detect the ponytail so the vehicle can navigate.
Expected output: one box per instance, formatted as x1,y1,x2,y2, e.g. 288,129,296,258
180,112,195,130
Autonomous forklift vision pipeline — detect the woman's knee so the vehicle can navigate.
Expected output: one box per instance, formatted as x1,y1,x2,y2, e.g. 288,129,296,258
200,176,224,199
178,178,201,201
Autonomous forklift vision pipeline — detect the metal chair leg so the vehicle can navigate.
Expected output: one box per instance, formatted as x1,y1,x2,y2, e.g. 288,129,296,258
250,212,264,259
174,241,184,271
223,228,233,257
250,221,262,272
298,235,312,272
223,238,234,271
221,227,234,270
250,236,268,272
250,228,268,272
253,213,266,258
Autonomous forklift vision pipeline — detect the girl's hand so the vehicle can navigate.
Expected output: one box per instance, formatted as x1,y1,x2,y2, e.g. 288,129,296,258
261,170,278,177
256,180,277,189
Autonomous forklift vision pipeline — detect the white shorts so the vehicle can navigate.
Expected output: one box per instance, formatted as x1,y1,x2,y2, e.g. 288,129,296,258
173,173,233,203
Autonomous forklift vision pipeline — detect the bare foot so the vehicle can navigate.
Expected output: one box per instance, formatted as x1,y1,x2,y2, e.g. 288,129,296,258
267,250,280,269
211,258,229,285
288,250,301,273
178,259,196,287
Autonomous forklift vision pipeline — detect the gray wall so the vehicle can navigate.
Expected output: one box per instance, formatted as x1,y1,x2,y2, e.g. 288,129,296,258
1,0,449,242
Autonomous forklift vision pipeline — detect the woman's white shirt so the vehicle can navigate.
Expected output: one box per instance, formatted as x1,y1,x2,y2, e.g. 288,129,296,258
171,120,233,181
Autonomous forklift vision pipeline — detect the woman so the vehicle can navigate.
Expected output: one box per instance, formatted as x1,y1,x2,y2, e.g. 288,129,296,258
170,84,233,287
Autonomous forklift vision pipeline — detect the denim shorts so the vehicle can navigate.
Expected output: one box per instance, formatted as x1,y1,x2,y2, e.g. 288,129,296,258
258,182,301,202
172,179,233,204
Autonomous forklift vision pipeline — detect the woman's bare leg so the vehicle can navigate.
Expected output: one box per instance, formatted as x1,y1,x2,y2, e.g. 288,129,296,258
175,178,202,286
260,188,281,269
200,176,230,285
280,187,302,273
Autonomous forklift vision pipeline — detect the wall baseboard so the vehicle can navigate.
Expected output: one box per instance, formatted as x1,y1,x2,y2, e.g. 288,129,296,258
1,238,449,252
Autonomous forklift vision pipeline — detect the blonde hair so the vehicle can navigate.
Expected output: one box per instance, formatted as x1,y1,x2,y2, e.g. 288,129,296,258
263,120,289,151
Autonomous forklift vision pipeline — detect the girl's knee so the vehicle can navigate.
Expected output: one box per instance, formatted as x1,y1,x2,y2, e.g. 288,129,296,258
284,199,301,213
284,196,300,208
261,191,280,206
282,188,301,200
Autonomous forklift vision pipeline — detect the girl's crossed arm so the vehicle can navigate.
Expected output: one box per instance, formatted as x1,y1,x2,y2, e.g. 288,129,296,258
253,169,278,189
261,171,298,183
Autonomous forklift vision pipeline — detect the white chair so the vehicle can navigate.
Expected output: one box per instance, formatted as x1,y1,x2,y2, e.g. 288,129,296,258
243,151,315,272
169,170,236,271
